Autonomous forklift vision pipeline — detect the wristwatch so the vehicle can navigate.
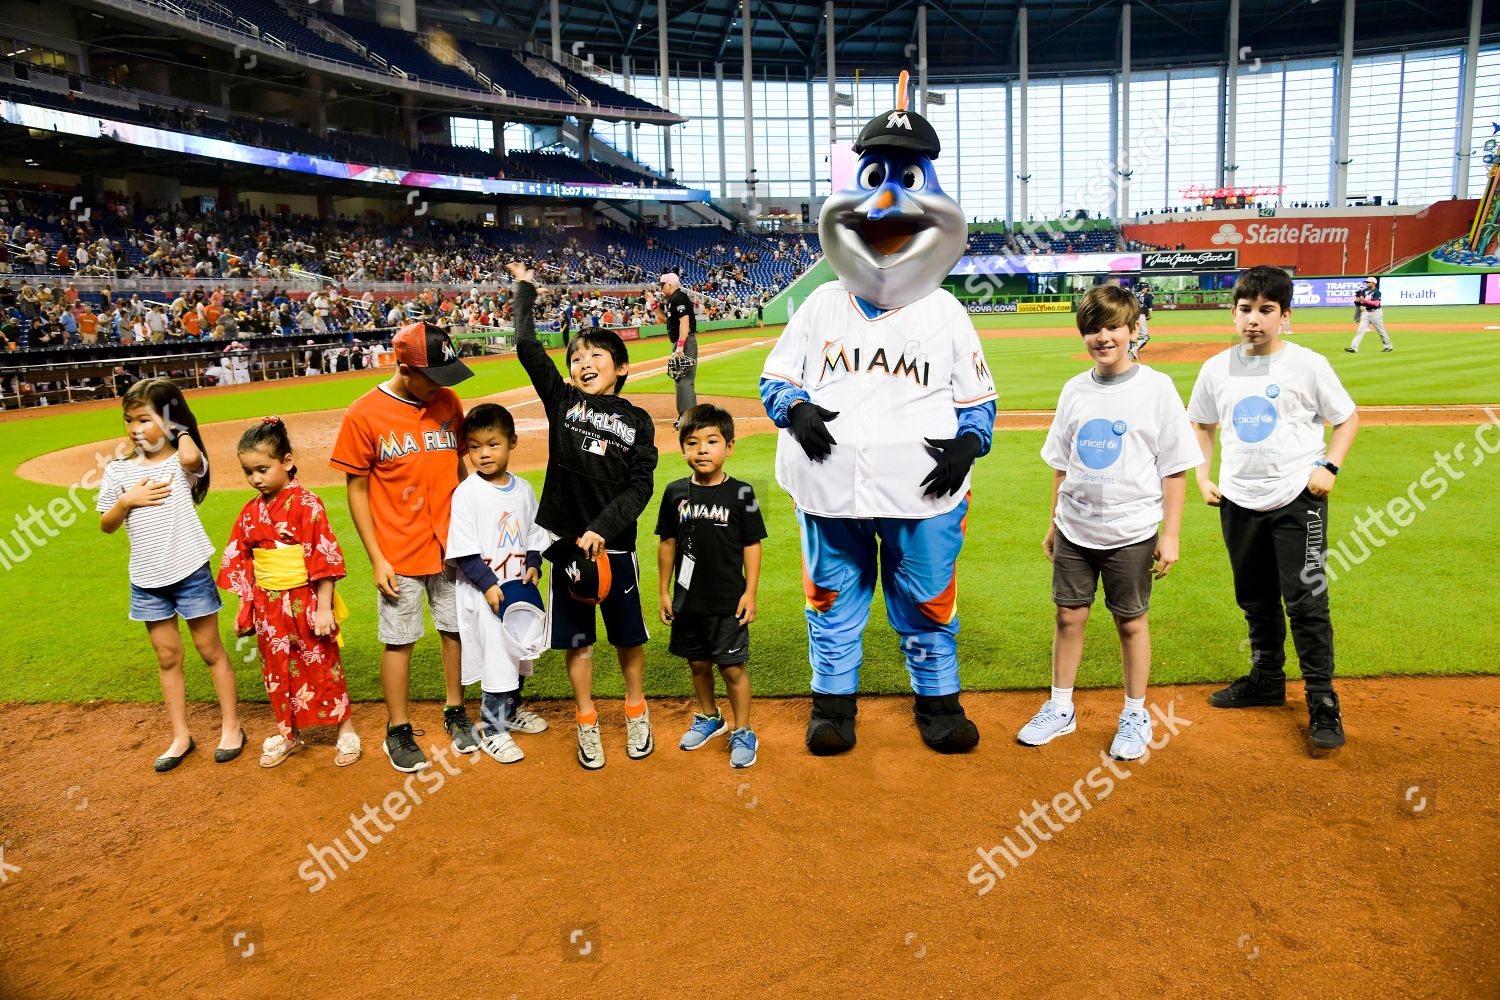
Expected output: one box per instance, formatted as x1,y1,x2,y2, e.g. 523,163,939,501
1314,459,1340,476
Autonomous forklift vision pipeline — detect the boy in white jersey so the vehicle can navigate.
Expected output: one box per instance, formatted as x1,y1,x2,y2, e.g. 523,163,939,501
446,403,549,763
1018,286,1201,760
1188,266,1359,752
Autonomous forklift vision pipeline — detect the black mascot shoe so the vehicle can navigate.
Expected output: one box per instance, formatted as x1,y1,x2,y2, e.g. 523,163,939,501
914,693,980,753
806,694,858,755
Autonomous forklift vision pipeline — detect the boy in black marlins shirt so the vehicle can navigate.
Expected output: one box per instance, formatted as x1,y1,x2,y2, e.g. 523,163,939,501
508,262,659,772
655,404,766,769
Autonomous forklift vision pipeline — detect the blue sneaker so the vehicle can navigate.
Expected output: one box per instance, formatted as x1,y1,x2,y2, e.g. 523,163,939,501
729,727,758,769
679,711,727,751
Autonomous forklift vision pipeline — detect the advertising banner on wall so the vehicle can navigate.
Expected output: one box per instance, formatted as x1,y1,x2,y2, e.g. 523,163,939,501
1141,250,1239,271
1123,201,1478,273
1485,273,1500,303
1017,301,1074,314
953,253,1142,275
0,100,713,204
1377,275,1482,306
1290,278,1368,308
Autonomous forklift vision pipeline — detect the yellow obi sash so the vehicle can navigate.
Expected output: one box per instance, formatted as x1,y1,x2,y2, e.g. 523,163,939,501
252,545,350,647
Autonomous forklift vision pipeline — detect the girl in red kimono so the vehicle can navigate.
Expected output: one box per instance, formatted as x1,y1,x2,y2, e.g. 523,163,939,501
218,417,360,768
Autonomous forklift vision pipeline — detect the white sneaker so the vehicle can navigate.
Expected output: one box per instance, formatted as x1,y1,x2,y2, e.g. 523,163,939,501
510,707,549,734
481,730,524,764
1017,700,1077,746
1110,709,1154,761
576,722,605,770
625,708,655,760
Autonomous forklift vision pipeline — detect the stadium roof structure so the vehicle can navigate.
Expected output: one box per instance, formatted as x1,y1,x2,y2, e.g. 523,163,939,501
404,0,1500,78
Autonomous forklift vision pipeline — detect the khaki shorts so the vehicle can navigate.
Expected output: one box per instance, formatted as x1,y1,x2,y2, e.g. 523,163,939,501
377,569,458,645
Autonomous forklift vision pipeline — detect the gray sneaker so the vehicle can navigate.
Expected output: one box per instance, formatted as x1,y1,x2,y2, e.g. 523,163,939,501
1109,709,1153,761
1017,700,1077,746
443,705,480,754
729,727,759,769
576,722,605,770
382,724,430,773
680,711,728,750
625,708,655,760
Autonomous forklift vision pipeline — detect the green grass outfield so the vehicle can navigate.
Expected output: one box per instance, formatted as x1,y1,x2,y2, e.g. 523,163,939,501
1,304,1497,704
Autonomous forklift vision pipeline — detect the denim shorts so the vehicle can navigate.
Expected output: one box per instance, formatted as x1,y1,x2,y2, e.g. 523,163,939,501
129,562,224,623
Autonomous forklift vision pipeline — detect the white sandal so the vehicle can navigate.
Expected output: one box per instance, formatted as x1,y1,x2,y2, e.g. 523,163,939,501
334,732,362,767
259,734,304,768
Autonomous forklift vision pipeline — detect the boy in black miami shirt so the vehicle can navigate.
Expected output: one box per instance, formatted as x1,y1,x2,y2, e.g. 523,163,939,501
656,404,766,768
508,263,659,771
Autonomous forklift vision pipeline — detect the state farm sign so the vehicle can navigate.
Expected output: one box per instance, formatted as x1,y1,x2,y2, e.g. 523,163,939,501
1208,222,1350,246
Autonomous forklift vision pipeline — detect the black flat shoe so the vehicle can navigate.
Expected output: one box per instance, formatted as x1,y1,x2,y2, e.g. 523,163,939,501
154,738,196,773
214,729,247,764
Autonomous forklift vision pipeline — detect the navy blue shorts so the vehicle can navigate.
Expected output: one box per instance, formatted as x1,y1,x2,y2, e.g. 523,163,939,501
546,551,650,650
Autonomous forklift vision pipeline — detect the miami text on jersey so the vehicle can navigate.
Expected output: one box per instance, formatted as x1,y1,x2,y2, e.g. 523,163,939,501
818,339,931,387
564,400,639,445
678,497,730,525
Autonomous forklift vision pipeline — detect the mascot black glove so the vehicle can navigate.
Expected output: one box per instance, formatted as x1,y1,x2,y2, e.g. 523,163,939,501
920,434,983,498
788,401,840,462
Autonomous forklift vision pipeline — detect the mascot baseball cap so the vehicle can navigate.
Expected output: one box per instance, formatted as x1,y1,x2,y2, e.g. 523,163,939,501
544,539,612,605
393,321,473,386
497,580,548,661
855,108,941,159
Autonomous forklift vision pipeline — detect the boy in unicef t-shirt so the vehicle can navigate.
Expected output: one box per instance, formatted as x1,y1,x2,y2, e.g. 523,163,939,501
1018,286,1202,761
1189,265,1359,753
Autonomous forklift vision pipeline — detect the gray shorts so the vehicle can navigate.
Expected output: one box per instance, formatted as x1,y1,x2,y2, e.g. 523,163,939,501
1052,532,1156,619
377,569,459,645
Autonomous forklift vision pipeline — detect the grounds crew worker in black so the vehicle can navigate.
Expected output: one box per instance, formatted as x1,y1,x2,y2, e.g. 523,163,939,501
662,272,696,426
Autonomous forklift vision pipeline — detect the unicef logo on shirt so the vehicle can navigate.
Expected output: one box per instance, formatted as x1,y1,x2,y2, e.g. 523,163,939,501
1076,418,1125,470
1266,384,1280,399
1232,396,1278,443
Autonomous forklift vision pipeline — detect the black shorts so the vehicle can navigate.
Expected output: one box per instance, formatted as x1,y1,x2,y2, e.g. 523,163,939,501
1052,532,1156,618
669,612,750,665
546,551,650,650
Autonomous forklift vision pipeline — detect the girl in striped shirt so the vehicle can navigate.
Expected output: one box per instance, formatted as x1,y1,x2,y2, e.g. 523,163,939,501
97,379,244,772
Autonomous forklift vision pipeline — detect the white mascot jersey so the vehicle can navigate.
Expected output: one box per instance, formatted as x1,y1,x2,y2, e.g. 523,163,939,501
763,281,997,519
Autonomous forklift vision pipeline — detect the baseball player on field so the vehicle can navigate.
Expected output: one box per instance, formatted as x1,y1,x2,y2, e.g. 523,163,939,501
760,73,995,756
1346,277,1393,353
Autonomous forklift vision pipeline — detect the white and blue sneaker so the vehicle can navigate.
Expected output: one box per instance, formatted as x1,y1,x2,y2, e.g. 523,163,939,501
680,711,728,751
729,727,758,769
1017,701,1077,746
1109,709,1154,761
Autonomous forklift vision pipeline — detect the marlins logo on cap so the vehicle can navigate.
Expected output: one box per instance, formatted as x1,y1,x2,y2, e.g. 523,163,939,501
544,539,612,605
854,69,942,159
392,321,474,387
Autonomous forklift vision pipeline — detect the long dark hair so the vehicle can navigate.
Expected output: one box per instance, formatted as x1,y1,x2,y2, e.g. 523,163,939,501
236,416,298,480
121,378,210,503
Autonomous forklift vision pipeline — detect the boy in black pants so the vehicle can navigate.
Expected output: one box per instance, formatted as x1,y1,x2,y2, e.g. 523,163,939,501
508,262,659,771
1188,265,1360,751
655,404,766,768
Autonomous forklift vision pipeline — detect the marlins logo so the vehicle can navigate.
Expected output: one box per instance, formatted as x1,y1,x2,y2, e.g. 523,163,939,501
377,431,420,463
496,512,523,549
886,111,912,130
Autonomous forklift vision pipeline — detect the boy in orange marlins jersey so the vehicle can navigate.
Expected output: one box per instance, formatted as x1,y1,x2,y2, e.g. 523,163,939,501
330,321,475,773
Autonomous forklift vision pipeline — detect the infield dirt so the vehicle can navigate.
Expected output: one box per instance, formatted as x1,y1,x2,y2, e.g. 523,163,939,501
1,677,1497,999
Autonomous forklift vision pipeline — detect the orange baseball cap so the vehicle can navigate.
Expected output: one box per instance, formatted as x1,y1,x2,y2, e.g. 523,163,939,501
392,321,473,386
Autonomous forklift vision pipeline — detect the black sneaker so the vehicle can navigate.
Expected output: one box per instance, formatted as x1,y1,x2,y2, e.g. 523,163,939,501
1308,694,1346,750
443,705,480,754
1208,674,1287,709
1381,346,1394,353
382,723,430,773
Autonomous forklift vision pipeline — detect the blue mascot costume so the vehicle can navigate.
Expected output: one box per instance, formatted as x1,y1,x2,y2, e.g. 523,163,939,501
760,74,997,754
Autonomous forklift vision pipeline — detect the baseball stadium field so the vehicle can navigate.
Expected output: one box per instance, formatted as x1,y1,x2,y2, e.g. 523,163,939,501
1,304,1497,998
